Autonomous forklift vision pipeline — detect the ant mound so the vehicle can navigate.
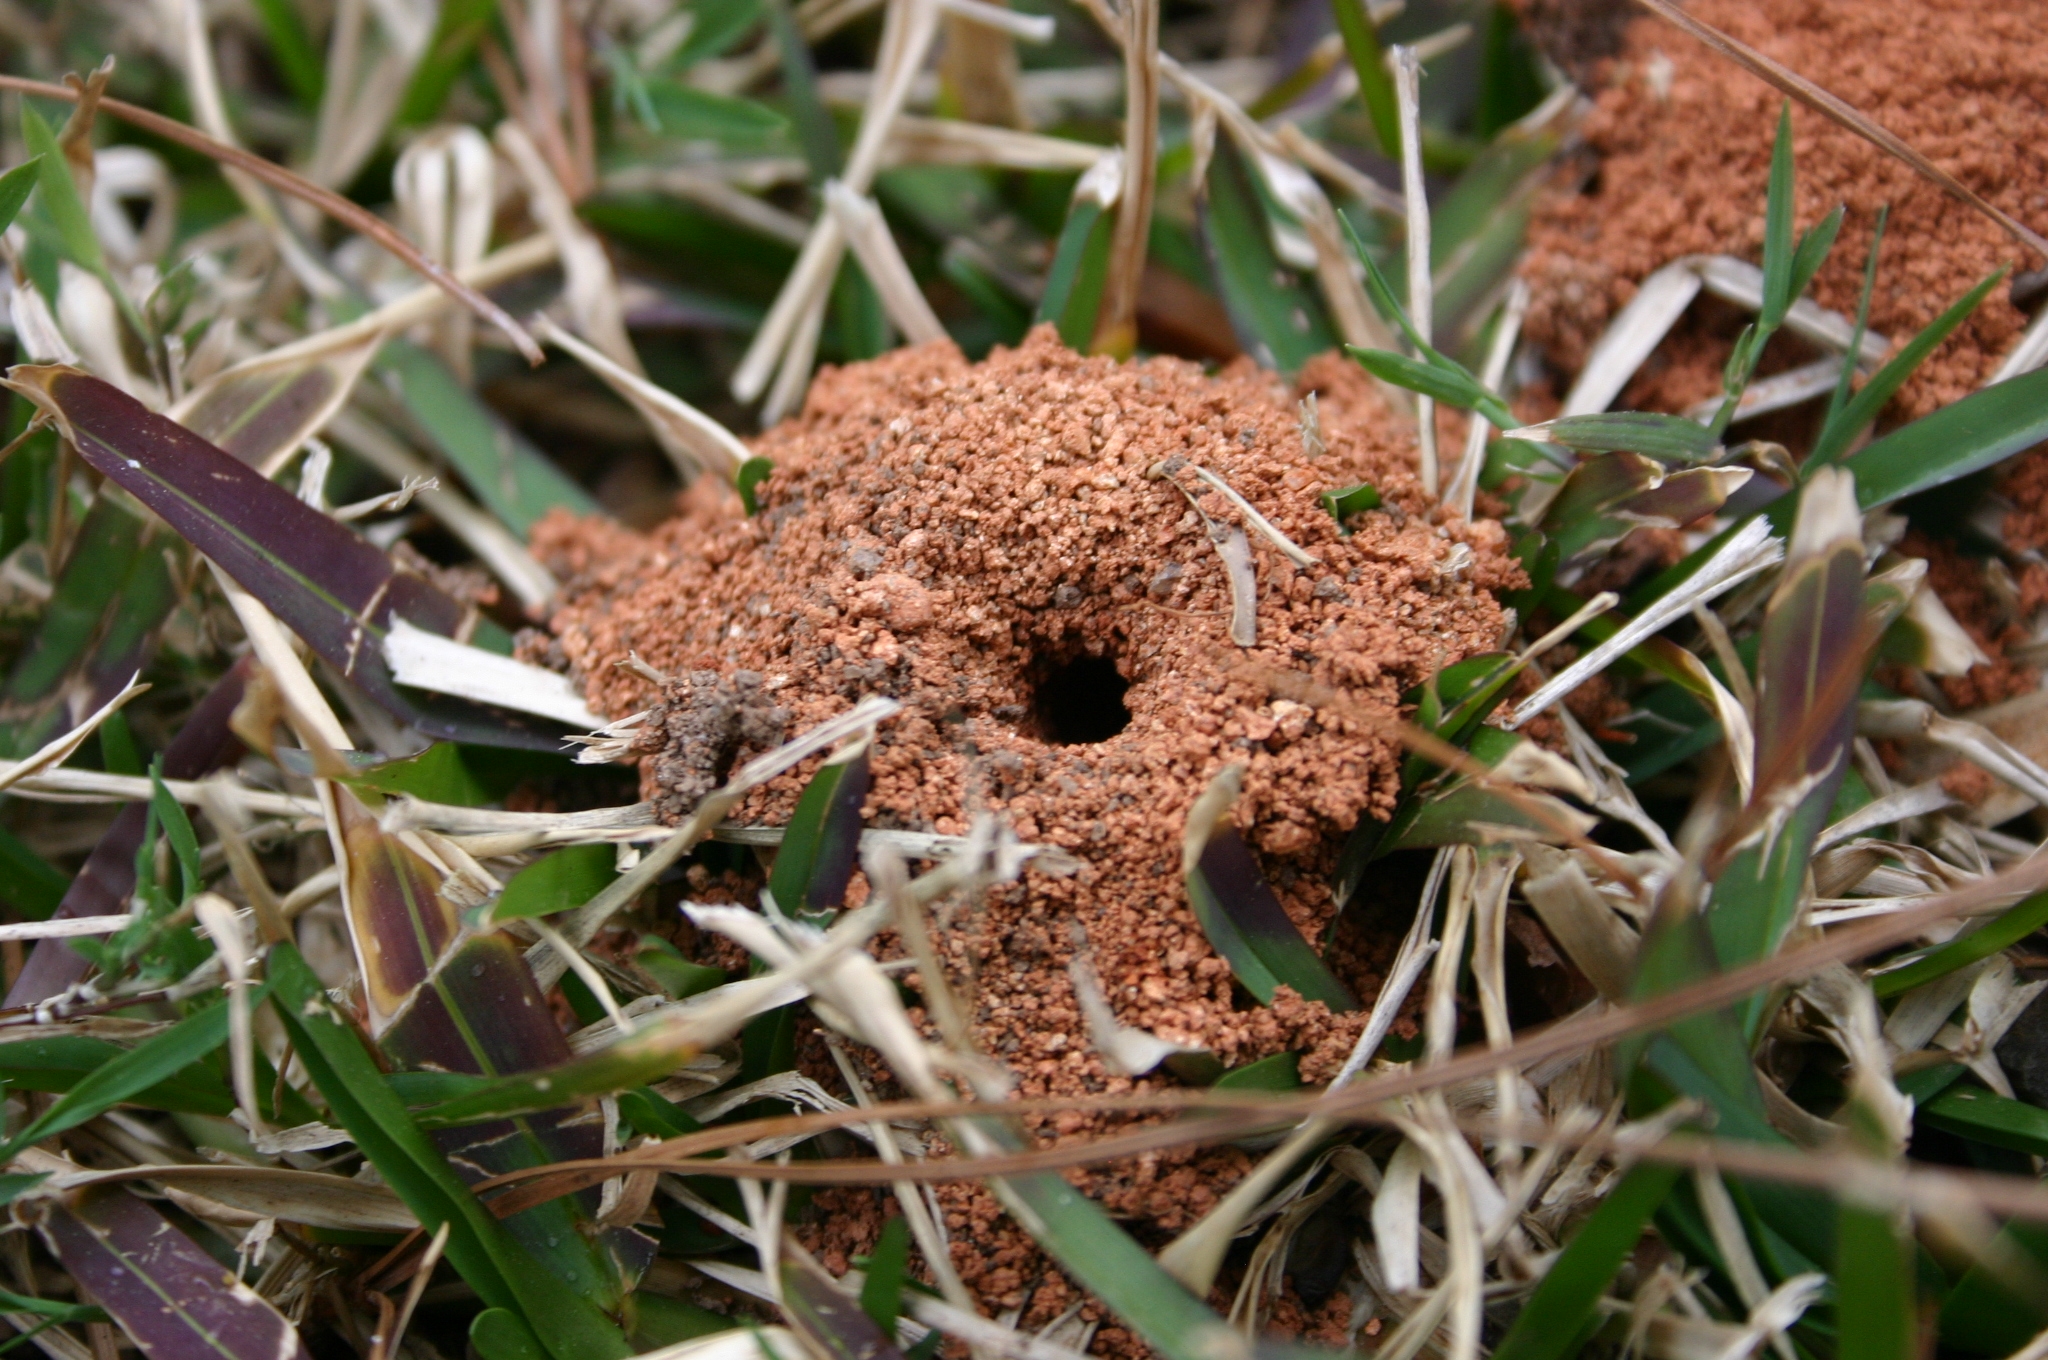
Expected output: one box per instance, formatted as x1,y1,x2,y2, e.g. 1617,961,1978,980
1520,0,2047,422
534,328,1518,1321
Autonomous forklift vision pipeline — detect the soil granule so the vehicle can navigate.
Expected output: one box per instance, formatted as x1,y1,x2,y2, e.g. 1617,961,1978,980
1521,0,2048,422
535,328,1518,1324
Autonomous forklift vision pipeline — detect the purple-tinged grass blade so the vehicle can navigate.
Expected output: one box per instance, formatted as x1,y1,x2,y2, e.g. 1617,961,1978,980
1709,466,1869,1041
5,659,248,1008
783,1251,910,1360
380,931,654,1313
1183,766,1354,1011
2,365,562,750
334,788,461,1033
34,1186,313,1360
1611,465,1753,530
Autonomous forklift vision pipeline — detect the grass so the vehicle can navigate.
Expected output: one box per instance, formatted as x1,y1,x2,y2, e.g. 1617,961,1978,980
0,2,2046,1360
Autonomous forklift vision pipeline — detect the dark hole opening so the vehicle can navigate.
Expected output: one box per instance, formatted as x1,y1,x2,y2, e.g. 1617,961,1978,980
1031,653,1131,745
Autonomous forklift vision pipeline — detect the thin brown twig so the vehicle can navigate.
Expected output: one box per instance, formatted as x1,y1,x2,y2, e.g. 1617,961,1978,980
0,75,545,364
1634,0,2048,261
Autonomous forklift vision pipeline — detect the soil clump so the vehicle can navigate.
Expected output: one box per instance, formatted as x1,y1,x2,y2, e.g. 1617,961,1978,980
1521,0,2048,422
534,328,1518,1326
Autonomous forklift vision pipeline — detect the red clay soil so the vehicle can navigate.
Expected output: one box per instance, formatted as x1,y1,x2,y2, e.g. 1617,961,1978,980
534,328,1518,1327
1521,0,2048,422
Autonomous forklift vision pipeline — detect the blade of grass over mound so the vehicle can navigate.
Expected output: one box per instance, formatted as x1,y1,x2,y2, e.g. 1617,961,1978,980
1516,412,1721,464
266,944,632,1360
37,1188,314,1360
1492,1163,1681,1360
1344,223,1516,429
1806,268,2004,470
1183,765,1353,1009
1846,365,2048,508
4,367,561,748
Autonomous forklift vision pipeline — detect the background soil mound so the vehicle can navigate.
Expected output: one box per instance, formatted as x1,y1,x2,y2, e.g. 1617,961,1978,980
539,330,1517,1071
1520,0,2048,420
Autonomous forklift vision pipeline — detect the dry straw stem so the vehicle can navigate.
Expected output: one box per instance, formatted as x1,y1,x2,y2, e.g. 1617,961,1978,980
824,180,949,344
733,0,943,407
1392,46,1437,494
1091,0,1158,356
0,76,544,361
1634,0,2048,261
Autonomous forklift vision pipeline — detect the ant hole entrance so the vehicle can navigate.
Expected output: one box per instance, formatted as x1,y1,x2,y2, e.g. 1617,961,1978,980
1030,651,1132,745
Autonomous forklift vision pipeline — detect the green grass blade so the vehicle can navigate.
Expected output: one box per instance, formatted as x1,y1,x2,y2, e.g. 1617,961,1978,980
1758,105,1797,329
859,1216,911,1331
0,1034,233,1115
1810,268,2007,470
404,1012,704,1128
737,456,774,514
1847,364,2048,508
1036,196,1113,350
266,944,633,1360
1492,1163,1682,1360
149,763,203,905
1531,412,1722,464
247,0,325,106
0,995,249,1160
643,82,790,145
1329,0,1399,158
0,155,42,237
1347,348,1516,428
1828,206,1888,428
379,341,596,533
1203,141,1335,373
1833,1197,1917,1360
1872,890,2048,998
1918,1084,2048,1158
988,1162,1273,1360
491,845,617,924
395,0,498,125
1184,771,1354,1010
21,106,105,280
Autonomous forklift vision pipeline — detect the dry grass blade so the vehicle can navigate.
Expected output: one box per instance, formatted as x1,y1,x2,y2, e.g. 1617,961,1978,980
0,77,544,361
1633,0,2048,259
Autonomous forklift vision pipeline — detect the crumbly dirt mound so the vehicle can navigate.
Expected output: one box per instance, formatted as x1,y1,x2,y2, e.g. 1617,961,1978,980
1521,0,2047,421
534,328,1518,1324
